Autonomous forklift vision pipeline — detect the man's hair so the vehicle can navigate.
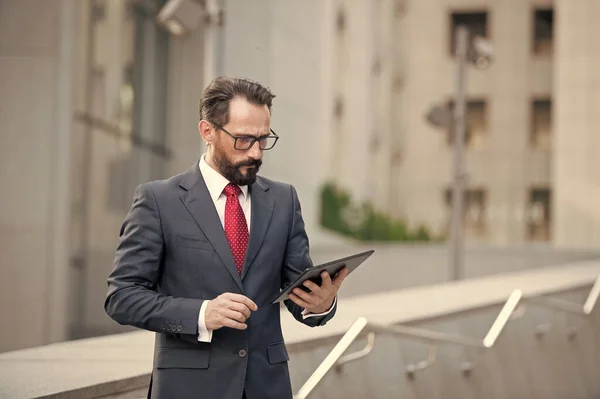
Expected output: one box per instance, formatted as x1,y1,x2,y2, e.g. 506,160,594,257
199,76,276,126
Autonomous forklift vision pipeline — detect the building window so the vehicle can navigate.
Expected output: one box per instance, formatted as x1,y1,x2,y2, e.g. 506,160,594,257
531,99,551,149
395,0,406,18
450,11,488,55
447,99,488,147
393,74,403,92
371,56,382,77
527,188,551,241
444,188,488,237
336,7,346,34
533,9,553,56
333,95,344,120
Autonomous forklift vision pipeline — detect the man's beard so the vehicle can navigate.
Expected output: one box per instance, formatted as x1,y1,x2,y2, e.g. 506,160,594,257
213,146,262,186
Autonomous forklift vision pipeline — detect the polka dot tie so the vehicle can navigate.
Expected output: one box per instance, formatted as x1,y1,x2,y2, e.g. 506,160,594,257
223,183,248,275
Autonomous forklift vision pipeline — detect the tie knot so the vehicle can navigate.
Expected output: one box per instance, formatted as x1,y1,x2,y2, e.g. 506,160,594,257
223,183,241,197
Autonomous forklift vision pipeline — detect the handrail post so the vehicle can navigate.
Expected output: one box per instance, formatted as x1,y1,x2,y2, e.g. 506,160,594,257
528,274,600,339
335,332,376,371
583,273,600,314
406,344,437,379
294,317,369,399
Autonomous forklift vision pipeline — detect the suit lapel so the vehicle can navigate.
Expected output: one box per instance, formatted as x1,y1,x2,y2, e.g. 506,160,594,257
241,177,274,280
179,164,243,291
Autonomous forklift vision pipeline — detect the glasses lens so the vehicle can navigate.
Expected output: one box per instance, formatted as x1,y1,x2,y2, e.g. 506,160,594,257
235,136,255,150
259,137,277,150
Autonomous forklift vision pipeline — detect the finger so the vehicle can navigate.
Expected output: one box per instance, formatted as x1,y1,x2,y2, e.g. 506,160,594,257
332,267,349,287
319,271,336,292
292,287,316,303
223,309,247,323
303,279,322,294
224,293,258,311
229,302,252,319
320,271,332,288
288,293,310,309
221,317,247,330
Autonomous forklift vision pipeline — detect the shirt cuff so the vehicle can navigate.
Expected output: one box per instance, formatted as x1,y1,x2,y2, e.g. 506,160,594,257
301,296,337,319
197,300,213,342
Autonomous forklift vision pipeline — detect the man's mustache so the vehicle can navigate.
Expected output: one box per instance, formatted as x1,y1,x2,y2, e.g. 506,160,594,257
235,159,262,169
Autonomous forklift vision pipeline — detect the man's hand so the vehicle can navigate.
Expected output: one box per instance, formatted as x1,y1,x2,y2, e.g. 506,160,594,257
288,267,349,314
205,293,258,331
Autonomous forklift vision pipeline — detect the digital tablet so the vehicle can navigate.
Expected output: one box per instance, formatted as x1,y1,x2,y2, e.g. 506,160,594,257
270,249,375,303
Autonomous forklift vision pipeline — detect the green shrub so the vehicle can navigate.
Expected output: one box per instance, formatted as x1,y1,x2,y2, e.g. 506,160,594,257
319,182,434,242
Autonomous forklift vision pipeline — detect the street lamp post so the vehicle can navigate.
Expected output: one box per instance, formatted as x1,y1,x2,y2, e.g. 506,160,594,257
450,25,469,281
425,26,492,281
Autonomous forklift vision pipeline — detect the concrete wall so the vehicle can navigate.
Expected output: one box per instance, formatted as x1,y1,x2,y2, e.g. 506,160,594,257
553,0,600,249
328,0,377,206
0,0,77,352
164,12,207,178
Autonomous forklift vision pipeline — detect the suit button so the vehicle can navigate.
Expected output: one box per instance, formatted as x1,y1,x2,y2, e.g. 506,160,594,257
177,325,183,332
238,349,247,358
162,325,166,331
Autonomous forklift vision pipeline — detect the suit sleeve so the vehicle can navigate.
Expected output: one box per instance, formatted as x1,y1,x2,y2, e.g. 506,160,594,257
104,184,204,338
282,185,337,327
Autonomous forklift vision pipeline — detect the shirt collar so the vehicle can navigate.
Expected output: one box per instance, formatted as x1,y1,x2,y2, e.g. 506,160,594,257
199,154,249,202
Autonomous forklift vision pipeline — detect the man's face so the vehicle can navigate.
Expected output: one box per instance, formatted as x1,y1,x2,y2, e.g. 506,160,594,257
212,97,270,186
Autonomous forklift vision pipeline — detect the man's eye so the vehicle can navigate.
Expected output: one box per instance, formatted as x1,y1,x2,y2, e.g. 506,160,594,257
238,136,254,144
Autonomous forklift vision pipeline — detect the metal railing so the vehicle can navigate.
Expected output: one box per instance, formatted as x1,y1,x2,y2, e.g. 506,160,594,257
526,273,600,339
294,289,523,399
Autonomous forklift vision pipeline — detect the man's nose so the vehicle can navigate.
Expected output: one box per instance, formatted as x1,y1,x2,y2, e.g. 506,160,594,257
247,141,263,160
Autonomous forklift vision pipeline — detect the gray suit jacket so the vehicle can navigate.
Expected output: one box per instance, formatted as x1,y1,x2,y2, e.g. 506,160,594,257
104,163,336,399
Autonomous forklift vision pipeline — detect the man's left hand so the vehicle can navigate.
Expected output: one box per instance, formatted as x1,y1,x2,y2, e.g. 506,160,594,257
288,267,349,314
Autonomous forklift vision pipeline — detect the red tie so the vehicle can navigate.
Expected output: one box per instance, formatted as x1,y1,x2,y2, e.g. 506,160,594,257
223,183,249,274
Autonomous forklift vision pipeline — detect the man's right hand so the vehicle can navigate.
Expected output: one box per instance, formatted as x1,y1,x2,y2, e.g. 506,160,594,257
204,293,258,331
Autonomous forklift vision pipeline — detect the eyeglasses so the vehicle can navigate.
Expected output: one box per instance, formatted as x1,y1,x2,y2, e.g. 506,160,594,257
211,123,279,151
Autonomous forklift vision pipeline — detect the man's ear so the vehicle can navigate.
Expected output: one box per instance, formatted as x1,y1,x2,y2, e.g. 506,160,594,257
199,120,214,145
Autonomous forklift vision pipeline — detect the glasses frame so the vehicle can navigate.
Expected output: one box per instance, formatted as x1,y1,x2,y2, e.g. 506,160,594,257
211,123,279,151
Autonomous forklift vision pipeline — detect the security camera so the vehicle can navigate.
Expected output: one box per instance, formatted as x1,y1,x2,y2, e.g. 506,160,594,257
470,36,494,69
156,0,204,36
425,104,452,129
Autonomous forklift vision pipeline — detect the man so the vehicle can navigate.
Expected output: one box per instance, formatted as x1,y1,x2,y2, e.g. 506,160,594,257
104,76,348,399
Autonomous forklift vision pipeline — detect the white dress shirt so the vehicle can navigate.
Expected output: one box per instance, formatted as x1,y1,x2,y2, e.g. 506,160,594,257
196,154,335,342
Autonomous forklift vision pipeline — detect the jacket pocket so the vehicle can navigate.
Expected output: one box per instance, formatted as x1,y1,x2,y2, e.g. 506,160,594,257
155,348,210,369
175,235,213,251
267,342,289,364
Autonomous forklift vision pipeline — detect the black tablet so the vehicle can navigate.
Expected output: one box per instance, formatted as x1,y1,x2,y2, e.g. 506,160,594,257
271,249,375,303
